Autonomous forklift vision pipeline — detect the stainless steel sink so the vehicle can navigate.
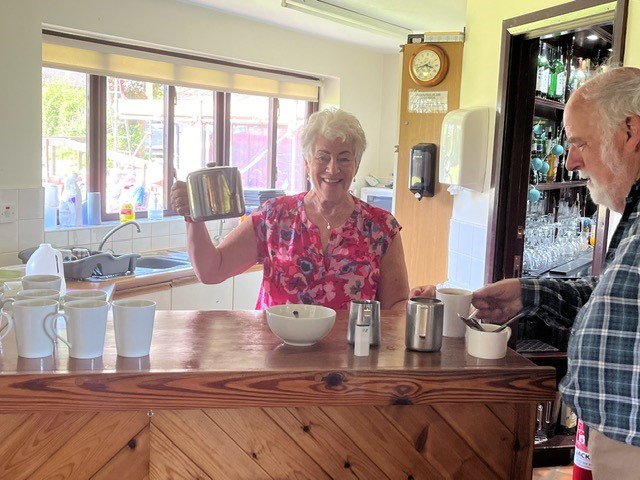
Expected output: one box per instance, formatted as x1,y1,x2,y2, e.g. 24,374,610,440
136,256,190,270
133,255,191,277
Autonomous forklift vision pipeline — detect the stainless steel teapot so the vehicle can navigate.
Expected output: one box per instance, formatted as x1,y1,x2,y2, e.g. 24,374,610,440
186,164,246,222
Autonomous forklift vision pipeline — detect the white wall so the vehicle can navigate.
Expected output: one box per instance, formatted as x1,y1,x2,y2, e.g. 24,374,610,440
0,0,400,266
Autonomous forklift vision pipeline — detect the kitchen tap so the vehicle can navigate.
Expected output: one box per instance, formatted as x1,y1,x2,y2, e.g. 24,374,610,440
98,220,141,251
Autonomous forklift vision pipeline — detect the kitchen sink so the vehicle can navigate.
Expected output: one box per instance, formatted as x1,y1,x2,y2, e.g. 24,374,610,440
136,256,191,270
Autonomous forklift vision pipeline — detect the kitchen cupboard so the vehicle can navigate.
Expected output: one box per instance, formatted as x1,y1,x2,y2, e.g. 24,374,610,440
232,269,262,310
111,282,173,310
489,0,629,468
111,270,262,311
171,277,234,310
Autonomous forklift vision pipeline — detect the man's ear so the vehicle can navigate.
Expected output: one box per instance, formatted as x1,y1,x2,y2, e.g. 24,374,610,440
625,115,640,152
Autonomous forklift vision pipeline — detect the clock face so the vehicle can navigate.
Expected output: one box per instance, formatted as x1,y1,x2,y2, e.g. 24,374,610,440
409,45,448,86
412,50,441,82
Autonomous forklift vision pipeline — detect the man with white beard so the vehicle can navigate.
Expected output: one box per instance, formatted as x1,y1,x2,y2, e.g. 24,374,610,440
472,67,640,479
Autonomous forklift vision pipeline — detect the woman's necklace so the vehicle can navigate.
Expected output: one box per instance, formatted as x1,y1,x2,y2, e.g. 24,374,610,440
317,210,332,230
311,195,348,231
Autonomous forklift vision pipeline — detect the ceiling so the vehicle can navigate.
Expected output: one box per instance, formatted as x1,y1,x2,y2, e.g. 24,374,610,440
178,0,468,53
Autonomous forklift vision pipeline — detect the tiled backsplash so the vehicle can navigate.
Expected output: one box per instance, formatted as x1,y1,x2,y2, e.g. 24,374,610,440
0,187,238,267
447,219,487,291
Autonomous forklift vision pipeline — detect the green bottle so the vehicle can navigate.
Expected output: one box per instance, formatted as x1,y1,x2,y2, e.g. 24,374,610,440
552,52,566,102
536,43,550,98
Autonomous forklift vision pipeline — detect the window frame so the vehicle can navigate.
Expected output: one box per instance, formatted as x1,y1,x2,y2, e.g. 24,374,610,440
81,74,317,222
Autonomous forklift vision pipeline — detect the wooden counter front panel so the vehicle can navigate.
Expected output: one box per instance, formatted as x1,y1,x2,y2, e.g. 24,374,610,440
150,404,529,480
0,411,148,479
0,403,535,480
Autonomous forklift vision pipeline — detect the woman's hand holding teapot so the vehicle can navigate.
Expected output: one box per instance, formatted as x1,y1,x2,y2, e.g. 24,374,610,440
170,181,190,217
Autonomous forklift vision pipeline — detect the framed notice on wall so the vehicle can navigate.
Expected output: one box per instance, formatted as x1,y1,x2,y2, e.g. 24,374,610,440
408,90,448,113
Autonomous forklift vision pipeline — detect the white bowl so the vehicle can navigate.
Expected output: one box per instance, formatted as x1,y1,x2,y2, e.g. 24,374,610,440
266,304,336,346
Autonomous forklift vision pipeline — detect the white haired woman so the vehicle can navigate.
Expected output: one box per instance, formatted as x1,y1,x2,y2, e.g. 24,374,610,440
170,107,410,310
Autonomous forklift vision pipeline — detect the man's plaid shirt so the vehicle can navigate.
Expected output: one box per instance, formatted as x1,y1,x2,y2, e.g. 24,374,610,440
521,179,640,447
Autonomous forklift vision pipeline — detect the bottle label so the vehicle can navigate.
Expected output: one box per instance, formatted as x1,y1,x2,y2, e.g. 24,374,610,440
556,72,566,98
574,419,592,470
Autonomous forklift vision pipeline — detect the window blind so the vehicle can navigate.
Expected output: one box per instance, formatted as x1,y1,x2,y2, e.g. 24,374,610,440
42,31,320,101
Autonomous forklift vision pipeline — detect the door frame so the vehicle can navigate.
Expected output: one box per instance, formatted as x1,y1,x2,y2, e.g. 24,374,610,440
486,0,628,282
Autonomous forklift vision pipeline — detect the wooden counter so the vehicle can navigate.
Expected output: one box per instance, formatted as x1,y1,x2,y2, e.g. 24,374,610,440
0,310,555,479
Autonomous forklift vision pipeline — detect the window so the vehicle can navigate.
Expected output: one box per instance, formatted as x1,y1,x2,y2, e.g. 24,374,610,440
42,68,315,223
42,33,319,225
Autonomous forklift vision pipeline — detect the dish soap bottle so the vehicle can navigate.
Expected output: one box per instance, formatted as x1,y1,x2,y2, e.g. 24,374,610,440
119,185,136,223
25,243,67,294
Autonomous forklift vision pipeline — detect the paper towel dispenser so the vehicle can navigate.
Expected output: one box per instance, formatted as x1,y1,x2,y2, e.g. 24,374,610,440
439,107,490,193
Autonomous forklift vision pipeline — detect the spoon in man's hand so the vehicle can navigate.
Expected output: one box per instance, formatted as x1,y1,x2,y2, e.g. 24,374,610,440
457,313,485,331
493,312,525,332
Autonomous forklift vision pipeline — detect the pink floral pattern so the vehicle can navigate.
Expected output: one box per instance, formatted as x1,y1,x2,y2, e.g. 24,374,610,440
251,193,401,310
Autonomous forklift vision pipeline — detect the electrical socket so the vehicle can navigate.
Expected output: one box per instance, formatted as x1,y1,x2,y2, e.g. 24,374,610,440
0,203,16,223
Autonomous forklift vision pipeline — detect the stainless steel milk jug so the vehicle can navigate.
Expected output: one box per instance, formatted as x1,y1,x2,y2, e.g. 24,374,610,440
347,300,381,346
405,297,443,352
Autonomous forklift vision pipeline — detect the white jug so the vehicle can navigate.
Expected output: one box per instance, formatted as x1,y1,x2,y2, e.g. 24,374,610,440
25,243,66,294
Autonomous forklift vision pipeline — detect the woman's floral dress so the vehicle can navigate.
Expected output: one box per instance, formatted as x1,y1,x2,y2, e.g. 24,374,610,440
251,192,401,310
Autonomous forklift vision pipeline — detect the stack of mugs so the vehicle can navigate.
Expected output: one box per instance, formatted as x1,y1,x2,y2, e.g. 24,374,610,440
0,274,156,361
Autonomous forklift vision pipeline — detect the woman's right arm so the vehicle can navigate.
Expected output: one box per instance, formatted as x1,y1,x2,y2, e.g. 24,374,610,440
171,181,259,284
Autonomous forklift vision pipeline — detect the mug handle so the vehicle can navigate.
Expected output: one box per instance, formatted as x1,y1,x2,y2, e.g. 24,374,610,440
0,311,13,340
46,312,71,349
0,297,15,309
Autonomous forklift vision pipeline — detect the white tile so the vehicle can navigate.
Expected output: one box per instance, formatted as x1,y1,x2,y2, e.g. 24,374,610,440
170,219,186,235
112,224,140,242
136,222,152,238
132,236,152,253
151,221,171,237
455,253,472,290
449,219,460,253
447,251,458,285
470,258,485,291
69,229,91,246
0,223,19,253
91,225,116,245
151,235,171,251
471,224,487,260
458,221,474,257
112,240,133,253
45,230,69,247
0,189,18,204
18,187,44,220
0,252,20,267
18,219,45,250
169,233,186,249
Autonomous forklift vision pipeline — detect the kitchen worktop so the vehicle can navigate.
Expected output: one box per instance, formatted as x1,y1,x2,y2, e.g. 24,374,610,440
0,310,555,479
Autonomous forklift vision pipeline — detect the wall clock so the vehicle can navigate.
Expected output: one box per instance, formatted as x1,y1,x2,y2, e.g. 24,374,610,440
409,44,449,87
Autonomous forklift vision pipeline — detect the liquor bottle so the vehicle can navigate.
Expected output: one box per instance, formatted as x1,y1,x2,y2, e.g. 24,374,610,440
547,47,557,100
553,51,567,102
536,42,550,98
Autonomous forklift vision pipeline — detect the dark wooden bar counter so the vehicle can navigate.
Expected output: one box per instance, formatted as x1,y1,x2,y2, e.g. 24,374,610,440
0,310,555,479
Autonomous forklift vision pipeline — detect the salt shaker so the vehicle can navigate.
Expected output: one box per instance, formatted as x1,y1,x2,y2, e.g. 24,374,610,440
354,307,371,357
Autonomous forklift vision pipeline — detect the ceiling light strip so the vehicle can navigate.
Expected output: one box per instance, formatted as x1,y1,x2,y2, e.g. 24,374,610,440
281,0,412,38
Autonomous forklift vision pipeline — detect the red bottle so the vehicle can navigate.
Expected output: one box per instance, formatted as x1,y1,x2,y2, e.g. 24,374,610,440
573,419,592,480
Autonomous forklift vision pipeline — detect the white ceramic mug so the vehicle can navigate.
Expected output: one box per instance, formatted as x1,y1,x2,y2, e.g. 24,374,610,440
112,299,156,357
62,290,108,305
51,300,109,359
16,289,61,301
436,287,473,338
466,323,512,359
22,274,62,292
7,298,58,358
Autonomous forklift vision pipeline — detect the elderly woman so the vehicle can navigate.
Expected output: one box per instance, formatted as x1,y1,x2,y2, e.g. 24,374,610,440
170,108,410,310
